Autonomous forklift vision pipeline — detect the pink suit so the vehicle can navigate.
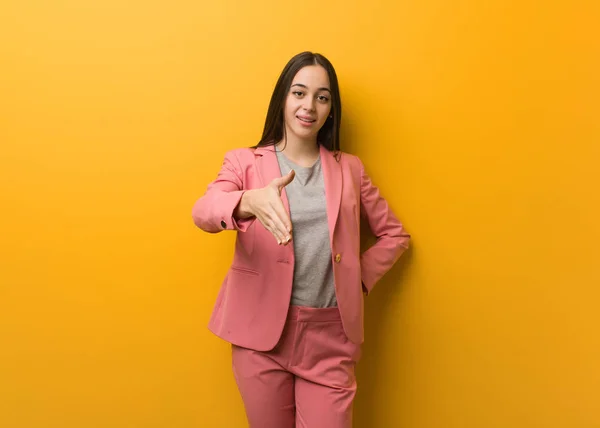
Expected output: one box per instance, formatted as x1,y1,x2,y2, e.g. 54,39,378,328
192,145,410,427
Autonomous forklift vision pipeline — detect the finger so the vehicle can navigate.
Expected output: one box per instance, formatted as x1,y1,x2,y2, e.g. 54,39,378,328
264,184,291,226
258,204,290,244
271,170,295,191
269,226,285,245
259,214,288,244
259,191,292,235
269,200,292,234
259,217,285,244
267,212,291,244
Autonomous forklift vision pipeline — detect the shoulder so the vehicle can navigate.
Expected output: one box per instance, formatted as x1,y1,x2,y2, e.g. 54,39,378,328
332,150,364,171
337,150,360,163
221,147,257,166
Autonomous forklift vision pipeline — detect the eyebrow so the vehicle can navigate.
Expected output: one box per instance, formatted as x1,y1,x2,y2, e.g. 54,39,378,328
291,83,331,93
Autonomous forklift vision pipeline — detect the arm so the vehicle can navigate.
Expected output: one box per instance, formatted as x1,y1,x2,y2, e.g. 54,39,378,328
359,158,410,294
191,150,256,233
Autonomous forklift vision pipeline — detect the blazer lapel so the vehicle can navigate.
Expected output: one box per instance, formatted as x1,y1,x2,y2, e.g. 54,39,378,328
319,145,342,243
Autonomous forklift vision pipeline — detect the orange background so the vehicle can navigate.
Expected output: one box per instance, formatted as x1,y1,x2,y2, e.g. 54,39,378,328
1,1,599,427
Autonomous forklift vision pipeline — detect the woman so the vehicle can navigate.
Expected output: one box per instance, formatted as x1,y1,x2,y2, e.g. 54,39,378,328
192,51,410,428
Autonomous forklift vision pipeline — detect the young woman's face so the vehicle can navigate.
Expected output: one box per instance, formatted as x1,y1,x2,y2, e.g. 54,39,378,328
283,65,332,142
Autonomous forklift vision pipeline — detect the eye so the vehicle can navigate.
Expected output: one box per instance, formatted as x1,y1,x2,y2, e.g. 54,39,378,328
317,95,330,102
292,91,304,97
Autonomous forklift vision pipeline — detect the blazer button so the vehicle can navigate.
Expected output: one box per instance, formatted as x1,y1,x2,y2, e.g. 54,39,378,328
334,254,341,263
220,220,227,228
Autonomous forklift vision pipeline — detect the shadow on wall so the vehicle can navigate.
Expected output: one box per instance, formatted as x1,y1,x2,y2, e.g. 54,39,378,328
354,215,415,427
340,99,415,427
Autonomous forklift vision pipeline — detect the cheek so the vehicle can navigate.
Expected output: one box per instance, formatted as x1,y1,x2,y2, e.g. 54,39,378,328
284,100,298,117
319,105,332,123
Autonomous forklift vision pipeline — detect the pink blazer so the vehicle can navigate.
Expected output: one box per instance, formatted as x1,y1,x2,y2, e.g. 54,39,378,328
192,144,410,351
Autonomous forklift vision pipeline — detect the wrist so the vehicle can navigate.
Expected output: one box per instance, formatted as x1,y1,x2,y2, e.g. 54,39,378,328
235,190,255,219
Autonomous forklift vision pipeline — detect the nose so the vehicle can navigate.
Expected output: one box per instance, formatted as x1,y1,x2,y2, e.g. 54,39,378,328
302,97,315,112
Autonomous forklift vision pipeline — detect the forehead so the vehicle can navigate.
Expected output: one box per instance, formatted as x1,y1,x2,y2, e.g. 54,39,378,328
291,65,330,89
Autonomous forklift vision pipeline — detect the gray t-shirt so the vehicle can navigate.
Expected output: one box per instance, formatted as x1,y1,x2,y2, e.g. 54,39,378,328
275,148,337,308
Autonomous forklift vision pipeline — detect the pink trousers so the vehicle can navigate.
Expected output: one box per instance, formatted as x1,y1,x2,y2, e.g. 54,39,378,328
231,305,362,428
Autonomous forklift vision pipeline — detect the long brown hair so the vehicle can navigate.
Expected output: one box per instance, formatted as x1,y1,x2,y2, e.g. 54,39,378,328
255,51,342,152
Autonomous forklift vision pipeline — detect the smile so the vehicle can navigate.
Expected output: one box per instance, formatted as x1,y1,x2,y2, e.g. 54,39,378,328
297,116,316,124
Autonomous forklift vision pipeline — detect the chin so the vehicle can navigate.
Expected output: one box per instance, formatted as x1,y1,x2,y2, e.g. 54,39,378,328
293,130,318,141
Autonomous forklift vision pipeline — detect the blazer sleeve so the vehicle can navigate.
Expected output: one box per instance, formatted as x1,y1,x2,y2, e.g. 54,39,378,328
358,157,410,294
192,150,256,233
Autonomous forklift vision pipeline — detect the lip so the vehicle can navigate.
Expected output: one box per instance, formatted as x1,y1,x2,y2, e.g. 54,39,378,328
296,115,316,126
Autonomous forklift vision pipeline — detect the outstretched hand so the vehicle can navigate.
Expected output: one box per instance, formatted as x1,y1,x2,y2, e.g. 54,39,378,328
235,170,295,245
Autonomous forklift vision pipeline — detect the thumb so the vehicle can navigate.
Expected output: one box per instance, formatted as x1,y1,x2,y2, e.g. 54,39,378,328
272,170,295,190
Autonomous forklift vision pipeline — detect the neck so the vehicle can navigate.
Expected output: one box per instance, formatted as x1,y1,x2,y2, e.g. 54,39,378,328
276,135,320,165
